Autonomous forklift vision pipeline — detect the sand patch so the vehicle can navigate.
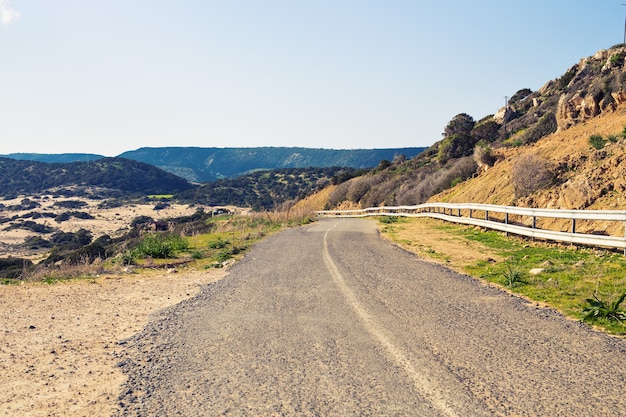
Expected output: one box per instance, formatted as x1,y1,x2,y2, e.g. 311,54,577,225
0,269,227,417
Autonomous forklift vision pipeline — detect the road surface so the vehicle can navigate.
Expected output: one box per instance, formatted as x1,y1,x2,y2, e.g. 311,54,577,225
115,218,626,416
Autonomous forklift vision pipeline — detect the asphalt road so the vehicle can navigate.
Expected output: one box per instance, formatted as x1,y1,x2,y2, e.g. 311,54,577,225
114,218,626,416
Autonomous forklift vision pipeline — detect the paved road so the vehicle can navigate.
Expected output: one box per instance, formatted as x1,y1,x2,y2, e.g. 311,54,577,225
115,218,626,416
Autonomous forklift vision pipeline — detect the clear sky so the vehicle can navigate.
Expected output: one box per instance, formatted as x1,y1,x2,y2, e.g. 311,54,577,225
0,1,624,156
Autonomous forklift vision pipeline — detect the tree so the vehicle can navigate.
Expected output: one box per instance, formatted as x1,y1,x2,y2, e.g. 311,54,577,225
471,118,500,143
443,113,475,137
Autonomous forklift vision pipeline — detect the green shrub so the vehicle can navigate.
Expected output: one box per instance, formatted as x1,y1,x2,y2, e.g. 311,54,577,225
378,216,399,224
208,237,229,249
583,291,626,323
520,112,557,144
132,233,188,259
502,265,524,288
589,134,606,150
610,52,624,67
438,133,478,163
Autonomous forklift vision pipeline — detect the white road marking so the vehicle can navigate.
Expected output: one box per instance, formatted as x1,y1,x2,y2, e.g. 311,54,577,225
322,221,459,417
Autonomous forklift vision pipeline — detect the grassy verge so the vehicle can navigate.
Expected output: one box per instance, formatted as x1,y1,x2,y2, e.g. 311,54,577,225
378,216,626,336
8,210,315,284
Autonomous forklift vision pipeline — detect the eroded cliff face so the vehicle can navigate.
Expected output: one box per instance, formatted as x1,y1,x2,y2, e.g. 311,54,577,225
555,48,626,131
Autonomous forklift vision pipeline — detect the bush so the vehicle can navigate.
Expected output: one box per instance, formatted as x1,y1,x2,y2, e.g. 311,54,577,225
473,141,496,168
583,291,626,323
511,154,555,199
132,233,188,259
438,133,478,163
0,257,33,279
589,134,606,150
610,52,624,67
520,112,557,144
346,178,370,203
443,113,475,137
53,200,88,209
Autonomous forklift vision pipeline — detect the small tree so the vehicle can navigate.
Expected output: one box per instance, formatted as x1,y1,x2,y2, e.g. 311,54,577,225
443,113,475,137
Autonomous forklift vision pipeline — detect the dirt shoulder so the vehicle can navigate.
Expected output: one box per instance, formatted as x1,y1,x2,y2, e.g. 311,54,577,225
379,217,504,271
0,268,227,417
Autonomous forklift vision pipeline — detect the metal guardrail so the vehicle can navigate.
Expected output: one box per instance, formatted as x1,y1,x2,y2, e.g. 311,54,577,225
317,203,626,253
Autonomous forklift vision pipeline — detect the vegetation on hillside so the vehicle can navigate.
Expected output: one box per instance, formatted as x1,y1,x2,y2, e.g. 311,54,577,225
324,45,626,211
118,146,426,182
177,167,364,210
0,157,194,198
0,209,315,283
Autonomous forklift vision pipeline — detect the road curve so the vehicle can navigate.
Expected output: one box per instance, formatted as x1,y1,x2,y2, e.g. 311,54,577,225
115,218,626,416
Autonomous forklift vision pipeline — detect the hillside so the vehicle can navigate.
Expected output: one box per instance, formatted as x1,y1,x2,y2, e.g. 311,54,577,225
177,167,361,210
118,146,425,182
322,45,626,220
0,157,194,198
1,153,105,163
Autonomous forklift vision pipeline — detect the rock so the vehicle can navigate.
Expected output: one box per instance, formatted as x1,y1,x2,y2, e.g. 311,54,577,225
557,177,599,209
529,268,545,275
540,260,554,267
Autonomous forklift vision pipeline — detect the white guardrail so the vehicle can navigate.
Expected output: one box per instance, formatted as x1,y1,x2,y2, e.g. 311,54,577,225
317,203,626,254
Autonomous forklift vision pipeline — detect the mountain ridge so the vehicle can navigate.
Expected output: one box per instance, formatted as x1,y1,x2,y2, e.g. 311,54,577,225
117,146,426,182
2,146,425,183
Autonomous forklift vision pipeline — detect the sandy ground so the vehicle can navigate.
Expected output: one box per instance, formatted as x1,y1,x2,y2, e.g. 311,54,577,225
0,196,229,260
0,269,227,417
0,195,231,416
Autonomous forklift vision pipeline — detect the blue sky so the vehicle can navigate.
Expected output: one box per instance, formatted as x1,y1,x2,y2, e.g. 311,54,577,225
0,1,623,156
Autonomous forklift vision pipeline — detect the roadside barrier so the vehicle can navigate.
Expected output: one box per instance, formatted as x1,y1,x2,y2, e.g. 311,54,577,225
317,203,626,254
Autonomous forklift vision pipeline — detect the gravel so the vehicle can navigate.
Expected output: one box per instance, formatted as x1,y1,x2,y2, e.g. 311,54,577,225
114,218,626,416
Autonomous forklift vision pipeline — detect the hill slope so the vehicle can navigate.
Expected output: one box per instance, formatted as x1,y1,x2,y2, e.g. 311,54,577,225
1,153,105,163
118,146,425,182
0,157,194,198
177,167,361,210
321,45,626,216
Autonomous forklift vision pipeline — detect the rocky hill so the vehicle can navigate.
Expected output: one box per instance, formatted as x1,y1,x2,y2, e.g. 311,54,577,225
322,45,626,227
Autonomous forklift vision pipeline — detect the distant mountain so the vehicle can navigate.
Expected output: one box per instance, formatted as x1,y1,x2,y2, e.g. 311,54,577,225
2,153,105,163
117,147,426,182
0,157,194,198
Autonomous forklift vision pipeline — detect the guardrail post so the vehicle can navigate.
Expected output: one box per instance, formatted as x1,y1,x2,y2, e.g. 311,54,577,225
485,210,489,221
469,209,473,218
571,218,576,234
505,212,509,236
532,216,536,229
